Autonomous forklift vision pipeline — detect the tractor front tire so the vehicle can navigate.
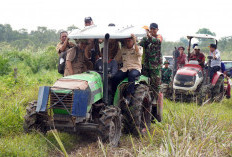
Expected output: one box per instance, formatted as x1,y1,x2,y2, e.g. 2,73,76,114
23,101,47,133
120,84,152,135
98,106,122,147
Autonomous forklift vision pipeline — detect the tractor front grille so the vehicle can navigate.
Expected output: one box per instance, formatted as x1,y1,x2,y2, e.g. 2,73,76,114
50,92,73,111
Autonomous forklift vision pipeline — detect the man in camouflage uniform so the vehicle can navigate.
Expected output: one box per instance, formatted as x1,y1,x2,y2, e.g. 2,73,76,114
140,23,163,122
161,61,172,84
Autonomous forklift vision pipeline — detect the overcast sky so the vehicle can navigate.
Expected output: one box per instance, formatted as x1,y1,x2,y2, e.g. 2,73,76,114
0,0,231,41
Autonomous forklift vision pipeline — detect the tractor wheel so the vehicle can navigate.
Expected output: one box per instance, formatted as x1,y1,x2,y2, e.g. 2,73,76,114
98,106,122,147
23,101,47,133
212,76,224,102
197,87,206,106
120,84,152,135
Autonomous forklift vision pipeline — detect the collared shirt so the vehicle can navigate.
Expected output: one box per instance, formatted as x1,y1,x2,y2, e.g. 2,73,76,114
115,45,143,72
177,52,187,69
190,52,205,67
64,47,87,76
56,41,75,56
209,49,221,67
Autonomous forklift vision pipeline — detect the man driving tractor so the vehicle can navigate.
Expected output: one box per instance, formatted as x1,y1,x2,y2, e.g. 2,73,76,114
189,46,205,68
113,34,143,102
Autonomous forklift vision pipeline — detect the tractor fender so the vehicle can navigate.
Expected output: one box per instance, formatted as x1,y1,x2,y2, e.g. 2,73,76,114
211,71,224,86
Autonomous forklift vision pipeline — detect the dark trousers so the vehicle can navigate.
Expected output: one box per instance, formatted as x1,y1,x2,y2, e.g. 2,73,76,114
112,69,141,95
210,66,221,80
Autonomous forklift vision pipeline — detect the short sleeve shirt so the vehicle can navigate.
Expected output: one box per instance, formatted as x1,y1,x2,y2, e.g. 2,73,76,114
64,47,87,76
56,42,75,55
115,46,143,72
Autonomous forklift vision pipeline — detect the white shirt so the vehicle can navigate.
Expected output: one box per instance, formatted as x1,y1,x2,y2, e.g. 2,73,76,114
209,49,221,67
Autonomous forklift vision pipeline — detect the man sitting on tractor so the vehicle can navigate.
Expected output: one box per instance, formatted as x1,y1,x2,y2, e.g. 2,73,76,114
161,61,172,84
209,44,221,80
189,46,205,68
113,34,143,101
64,39,91,76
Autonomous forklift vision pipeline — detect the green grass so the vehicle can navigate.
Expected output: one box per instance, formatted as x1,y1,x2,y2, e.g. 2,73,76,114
0,47,232,156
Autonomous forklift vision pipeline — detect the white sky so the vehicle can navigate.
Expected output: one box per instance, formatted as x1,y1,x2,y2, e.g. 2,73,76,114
0,0,231,41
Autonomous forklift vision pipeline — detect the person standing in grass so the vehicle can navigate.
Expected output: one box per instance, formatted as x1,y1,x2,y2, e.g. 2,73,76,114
56,31,75,56
161,61,172,84
140,23,163,121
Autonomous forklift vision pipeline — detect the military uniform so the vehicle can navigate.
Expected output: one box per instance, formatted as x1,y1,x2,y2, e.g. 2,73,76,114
161,67,172,84
140,34,162,100
56,41,75,56
64,47,88,76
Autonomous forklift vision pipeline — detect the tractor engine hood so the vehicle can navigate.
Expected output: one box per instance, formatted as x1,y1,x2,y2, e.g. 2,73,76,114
173,64,203,91
176,64,202,76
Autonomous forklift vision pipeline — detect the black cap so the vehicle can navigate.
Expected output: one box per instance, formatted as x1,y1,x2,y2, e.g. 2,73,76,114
192,43,198,49
150,23,158,29
108,23,115,27
210,44,217,49
84,17,93,23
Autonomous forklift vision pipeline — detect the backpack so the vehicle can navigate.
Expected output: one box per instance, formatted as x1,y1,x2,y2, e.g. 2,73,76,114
58,47,79,74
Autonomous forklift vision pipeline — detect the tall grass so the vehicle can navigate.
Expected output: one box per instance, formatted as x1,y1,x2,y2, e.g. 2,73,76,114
0,45,231,156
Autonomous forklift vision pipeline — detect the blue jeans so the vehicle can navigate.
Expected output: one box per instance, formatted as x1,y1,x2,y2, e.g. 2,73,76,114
112,69,141,95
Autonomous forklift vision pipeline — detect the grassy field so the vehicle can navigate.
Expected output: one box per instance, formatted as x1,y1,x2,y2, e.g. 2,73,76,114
0,47,231,157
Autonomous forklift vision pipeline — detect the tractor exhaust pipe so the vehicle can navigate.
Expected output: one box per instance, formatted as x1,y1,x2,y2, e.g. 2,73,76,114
103,33,110,105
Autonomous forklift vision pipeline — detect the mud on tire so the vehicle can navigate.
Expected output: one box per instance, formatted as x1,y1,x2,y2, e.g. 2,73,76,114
23,101,47,133
120,84,152,135
98,106,122,147
212,76,224,102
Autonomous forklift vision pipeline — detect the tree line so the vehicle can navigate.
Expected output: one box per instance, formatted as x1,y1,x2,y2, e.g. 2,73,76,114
0,24,231,56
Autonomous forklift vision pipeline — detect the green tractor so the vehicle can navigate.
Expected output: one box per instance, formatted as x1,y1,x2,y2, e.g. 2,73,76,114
24,25,157,146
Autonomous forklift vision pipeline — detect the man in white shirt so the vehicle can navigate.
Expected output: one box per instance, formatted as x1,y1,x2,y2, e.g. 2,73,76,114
209,44,221,80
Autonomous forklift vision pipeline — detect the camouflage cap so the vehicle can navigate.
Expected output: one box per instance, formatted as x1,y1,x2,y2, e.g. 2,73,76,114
164,61,170,64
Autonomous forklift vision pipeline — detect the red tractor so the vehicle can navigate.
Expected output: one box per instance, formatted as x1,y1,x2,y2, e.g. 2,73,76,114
172,34,229,105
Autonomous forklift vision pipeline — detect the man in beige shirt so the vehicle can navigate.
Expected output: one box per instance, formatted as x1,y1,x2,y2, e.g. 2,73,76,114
56,31,75,56
64,40,90,76
113,34,143,99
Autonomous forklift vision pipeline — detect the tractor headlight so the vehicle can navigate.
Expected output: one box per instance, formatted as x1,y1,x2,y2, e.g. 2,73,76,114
174,80,181,85
184,81,195,86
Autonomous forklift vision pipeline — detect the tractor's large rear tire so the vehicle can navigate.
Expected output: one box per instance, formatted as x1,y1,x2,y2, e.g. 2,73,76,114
212,76,224,102
120,84,152,136
98,106,121,147
23,101,47,133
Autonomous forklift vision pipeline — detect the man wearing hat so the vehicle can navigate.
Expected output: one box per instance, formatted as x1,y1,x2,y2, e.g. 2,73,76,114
209,44,221,80
140,23,163,120
84,17,94,27
64,39,90,76
161,61,172,84
189,46,205,68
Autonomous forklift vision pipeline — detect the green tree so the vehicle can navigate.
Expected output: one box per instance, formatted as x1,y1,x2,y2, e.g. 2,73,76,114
196,28,216,36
